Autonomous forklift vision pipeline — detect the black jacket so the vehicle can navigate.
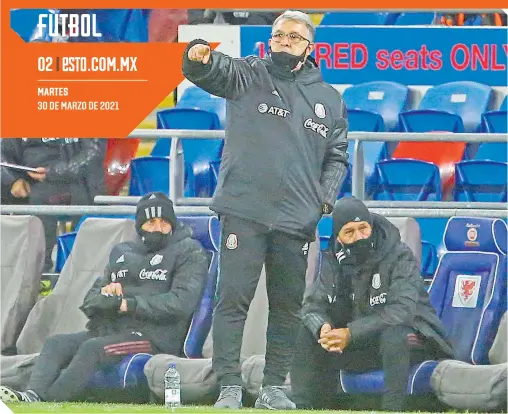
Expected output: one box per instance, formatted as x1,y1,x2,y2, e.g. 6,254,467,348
0,138,106,201
301,214,455,357
80,223,209,355
182,41,349,239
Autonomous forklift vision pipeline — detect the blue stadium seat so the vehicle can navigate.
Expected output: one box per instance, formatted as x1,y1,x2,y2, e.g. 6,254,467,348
152,108,221,156
453,160,507,202
341,81,408,198
178,216,220,358
320,12,398,25
399,82,493,133
340,140,390,199
421,241,438,280
394,12,436,25
340,216,507,395
55,232,77,273
472,142,508,163
153,108,223,197
177,86,227,128
374,159,442,201
430,217,507,364
342,81,409,132
481,96,507,133
128,156,171,197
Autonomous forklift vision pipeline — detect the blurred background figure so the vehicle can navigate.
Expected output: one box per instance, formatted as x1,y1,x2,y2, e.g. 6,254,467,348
0,138,107,272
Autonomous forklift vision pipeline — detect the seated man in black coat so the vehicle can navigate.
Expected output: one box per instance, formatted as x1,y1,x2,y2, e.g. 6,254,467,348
290,197,454,411
0,192,209,403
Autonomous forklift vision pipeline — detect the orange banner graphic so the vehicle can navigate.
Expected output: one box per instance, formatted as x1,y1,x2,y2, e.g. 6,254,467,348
1,5,195,138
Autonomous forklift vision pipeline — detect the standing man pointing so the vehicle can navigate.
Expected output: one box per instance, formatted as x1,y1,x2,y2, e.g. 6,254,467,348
182,10,349,410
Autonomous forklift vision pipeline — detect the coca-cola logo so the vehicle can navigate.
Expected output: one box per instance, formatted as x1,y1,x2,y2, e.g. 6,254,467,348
304,118,329,138
40,138,79,143
139,268,168,281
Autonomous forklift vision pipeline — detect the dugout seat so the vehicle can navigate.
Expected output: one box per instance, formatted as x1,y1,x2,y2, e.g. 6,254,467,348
339,216,507,395
421,241,438,280
178,216,220,358
0,219,137,390
55,231,77,273
0,216,45,354
88,216,220,394
430,217,507,364
416,218,448,278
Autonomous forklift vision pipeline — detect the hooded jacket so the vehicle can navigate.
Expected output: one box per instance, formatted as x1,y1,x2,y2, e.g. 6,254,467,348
182,41,349,239
301,214,455,357
80,223,209,355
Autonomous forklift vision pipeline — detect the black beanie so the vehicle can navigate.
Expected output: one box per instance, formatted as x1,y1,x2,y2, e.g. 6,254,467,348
332,196,373,238
135,192,177,233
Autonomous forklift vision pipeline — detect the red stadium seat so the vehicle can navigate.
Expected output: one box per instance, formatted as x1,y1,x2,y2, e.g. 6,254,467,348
104,138,141,195
391,133,466,196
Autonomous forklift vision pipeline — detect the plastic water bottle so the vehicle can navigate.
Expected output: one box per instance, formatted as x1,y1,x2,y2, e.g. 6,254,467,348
164,363,181,409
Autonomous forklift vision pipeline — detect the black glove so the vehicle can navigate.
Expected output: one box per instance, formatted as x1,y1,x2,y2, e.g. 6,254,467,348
80,294,122,318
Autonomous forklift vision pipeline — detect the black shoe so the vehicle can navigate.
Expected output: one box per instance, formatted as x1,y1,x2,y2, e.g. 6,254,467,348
254,385,296,410
0,386,41,403
214,385,242,409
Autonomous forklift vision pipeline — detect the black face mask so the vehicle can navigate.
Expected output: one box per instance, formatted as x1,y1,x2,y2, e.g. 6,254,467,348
140,230,170,252
270,49,307,72
345,237,374,262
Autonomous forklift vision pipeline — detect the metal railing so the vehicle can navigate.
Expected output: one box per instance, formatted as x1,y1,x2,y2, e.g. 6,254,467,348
1,204,505,219
1,130,505,219
126,129,507,217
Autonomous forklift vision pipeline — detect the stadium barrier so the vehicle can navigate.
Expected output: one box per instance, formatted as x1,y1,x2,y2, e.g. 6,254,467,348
127,129,507,203
1,130,505,219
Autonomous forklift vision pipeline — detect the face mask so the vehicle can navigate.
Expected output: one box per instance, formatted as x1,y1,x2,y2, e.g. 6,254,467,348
270,49,307,72
345,237,374,262
140,230,170,252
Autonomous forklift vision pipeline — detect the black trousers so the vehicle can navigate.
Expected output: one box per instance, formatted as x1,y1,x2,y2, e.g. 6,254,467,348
290,324,444,411
212,215,310,387
26,330,152,402
29,182,89,271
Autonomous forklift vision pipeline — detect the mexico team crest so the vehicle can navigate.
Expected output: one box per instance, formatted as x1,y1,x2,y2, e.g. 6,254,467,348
314,103,326,119
225,233,238,250
150,254,163,266
372,273,381,289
